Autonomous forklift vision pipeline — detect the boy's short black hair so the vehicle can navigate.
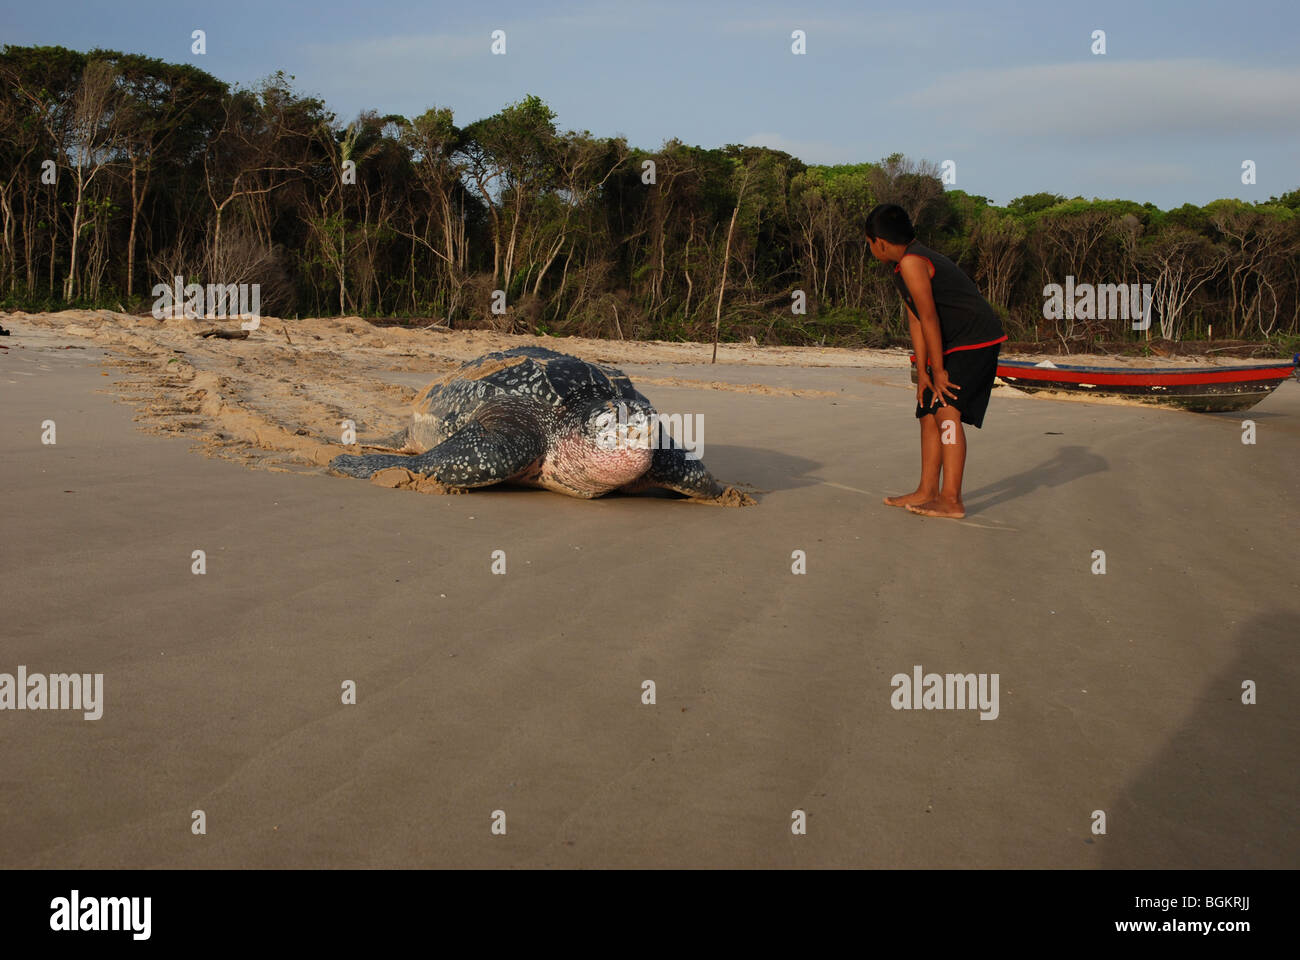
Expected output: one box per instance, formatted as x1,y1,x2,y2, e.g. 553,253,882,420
865,203,915,244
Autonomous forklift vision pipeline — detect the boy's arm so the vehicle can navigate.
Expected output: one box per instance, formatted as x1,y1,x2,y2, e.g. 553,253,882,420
899,257,960,404
906,306,932,402
906,306,926,368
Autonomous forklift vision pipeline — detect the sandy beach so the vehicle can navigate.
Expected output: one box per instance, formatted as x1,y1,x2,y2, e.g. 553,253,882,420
1,310,1296,868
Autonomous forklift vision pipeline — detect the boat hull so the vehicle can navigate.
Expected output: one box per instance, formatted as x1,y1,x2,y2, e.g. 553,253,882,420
995,375,1285,412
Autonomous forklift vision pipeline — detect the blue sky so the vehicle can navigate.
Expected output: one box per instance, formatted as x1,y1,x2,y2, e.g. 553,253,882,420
4,0,1297,208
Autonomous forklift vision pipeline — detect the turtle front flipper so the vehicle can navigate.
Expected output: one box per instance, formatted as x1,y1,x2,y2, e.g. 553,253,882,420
621,428,755,505
330,421,545,488
642,442,733,496
328,425,413,475
329,451,420,478
412,421,546,488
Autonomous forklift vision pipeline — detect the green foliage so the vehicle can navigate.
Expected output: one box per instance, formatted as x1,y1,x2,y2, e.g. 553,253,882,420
1006,192,1066,217
0,44,1296,346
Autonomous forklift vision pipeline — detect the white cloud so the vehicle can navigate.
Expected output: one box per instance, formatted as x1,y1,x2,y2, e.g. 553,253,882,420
909,59,1300,140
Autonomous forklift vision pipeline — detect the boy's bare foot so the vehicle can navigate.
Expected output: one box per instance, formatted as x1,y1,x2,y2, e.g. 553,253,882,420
905,498,965,519
883,490,936,508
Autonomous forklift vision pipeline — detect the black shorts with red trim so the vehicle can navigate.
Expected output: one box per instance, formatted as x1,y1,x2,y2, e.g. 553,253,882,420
916,342,1001,428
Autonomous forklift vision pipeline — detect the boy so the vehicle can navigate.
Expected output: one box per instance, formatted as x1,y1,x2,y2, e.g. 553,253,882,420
866,204,1006,519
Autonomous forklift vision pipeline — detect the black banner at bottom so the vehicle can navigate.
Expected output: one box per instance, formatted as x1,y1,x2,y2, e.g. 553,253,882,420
0,869,1273,946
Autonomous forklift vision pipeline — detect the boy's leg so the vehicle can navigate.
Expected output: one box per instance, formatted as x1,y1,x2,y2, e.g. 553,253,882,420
883,413,942,507
907,405,966,518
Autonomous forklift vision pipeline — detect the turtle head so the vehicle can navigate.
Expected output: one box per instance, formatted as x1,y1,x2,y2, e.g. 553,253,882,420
569,398,656,489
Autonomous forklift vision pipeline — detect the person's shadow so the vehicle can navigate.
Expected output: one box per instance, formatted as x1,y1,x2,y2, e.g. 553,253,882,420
964,445,1109,514
1098,610,1299,867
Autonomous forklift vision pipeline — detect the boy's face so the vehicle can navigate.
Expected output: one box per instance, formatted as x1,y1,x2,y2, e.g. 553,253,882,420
867,236,892,263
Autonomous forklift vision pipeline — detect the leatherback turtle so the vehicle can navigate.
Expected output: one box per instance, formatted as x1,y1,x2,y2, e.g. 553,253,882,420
329,347,741,501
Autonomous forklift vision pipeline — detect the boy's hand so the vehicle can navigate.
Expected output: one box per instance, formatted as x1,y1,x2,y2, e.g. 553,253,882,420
931,368,961,406
916,370,935,406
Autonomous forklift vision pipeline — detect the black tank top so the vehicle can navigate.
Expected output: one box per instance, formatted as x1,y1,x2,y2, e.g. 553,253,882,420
892,241,1005,352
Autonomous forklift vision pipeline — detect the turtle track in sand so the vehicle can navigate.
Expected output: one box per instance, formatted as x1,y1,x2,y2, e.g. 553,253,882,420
7,310,446,473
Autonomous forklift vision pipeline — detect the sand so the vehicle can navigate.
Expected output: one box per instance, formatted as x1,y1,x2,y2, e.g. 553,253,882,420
1,309,1296,868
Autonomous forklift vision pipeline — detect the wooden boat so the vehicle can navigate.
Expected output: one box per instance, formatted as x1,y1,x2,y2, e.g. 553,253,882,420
996,356,1298,412
910,354,1298,412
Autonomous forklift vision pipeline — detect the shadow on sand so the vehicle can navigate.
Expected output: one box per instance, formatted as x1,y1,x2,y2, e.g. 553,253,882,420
682,444,823,494
964,444,1109,515
1098,610,1299,867
593,445,822,499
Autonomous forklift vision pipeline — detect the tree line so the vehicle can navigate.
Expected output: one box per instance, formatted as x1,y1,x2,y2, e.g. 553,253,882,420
3,44,1298,349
